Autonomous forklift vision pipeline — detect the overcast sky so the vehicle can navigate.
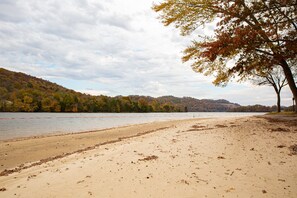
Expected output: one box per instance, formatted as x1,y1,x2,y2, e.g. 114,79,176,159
0,0,294,106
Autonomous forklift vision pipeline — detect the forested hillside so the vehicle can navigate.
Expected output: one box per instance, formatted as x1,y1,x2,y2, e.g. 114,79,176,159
0,68,273,112
157,96,240,112
0,68,183,112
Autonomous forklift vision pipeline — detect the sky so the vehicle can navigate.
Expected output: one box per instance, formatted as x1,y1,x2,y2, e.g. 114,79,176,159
0,0,294,106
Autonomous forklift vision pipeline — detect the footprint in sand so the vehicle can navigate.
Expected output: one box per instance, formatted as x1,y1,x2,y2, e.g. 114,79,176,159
27,174,37,181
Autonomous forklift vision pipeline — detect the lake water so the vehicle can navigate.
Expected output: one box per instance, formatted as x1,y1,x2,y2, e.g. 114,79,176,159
0,112,264,140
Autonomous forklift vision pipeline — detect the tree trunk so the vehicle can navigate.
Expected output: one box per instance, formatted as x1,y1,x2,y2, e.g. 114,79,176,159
276,91,281,112
280,60,297,113
272,84,281,113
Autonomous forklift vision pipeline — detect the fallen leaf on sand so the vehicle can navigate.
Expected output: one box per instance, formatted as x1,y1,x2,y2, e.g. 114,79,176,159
77,180,85,184
138,155,158,161
179,179,189,185
289,144,297,155
215,124,228,128
225,187,235,192
277,145,286,148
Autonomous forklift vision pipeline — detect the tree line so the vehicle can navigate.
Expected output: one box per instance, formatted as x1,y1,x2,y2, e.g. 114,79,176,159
0,68,183,112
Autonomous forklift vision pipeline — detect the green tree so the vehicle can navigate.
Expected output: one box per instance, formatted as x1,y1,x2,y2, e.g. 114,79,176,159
138,98,149,112
119,97,133,112
41,97,53,112
153,0,297,112
150,100,161,112
0,87,8,100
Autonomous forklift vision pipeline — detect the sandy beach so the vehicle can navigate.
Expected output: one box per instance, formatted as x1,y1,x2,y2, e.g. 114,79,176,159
0,115,297,197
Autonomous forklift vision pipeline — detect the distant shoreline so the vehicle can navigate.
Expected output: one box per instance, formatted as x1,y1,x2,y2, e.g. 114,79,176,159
0,112,263,141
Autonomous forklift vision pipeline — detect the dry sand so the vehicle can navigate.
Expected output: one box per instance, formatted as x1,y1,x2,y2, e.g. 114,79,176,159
0,115,297,197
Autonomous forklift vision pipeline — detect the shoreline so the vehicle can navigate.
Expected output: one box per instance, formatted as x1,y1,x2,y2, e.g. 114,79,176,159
0,112,264,141
1,115,297,197
0,118,205,174
0,117,209,143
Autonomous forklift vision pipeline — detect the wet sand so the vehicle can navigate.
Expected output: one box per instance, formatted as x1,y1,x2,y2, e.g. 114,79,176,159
0,120,180,173
0,115,297,197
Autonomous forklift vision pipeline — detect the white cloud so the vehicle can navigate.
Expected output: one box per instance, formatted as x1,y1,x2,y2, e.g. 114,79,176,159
79,89,110,96
0,0,294,106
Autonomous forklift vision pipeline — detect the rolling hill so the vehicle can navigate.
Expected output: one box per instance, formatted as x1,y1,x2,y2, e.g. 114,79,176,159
0,68,271,112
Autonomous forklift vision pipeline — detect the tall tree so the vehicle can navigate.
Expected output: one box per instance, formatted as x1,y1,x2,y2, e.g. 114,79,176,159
153,0,297,112
252,66,288,112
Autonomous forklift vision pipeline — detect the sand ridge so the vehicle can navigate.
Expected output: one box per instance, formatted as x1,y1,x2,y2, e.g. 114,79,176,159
0,116,297,197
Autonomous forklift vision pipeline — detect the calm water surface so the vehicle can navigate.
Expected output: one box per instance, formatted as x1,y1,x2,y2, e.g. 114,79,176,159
0,112,264,140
